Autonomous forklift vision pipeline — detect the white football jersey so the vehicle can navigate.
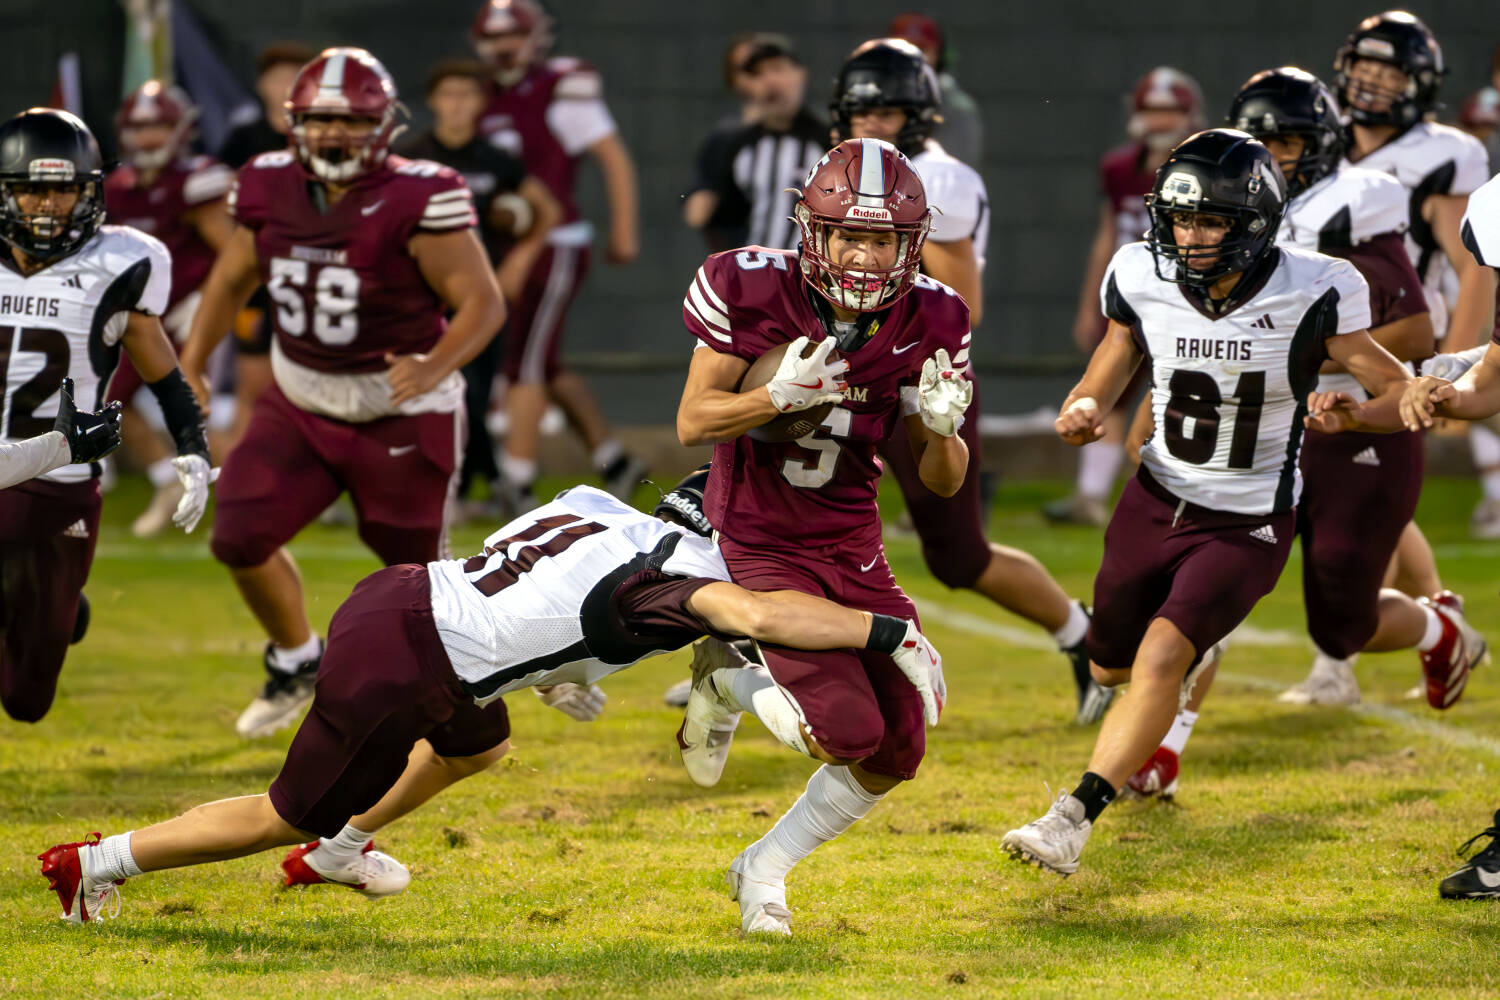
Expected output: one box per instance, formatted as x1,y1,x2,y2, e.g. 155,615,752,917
1103,242,1372,514
0,225,170,483
426,486,731,706
1346,121,1491,335
1462,172,1500,272
912,140,989,271
1277,163,1411,398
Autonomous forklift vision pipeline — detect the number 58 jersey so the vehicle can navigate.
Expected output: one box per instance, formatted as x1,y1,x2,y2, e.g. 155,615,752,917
228,151,476,379
1102,242,1371,515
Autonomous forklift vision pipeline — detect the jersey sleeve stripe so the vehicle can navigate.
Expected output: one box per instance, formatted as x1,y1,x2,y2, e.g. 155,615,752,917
695,266,729,313
952,348,970,367
419,213,477,230
684,295,732,343
424,202,479,219
182,167,233,205
687,280,731,333
428,189,473,204
959,333,971,345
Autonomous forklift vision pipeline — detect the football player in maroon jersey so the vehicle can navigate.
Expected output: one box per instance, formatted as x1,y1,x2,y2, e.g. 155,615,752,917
675,139,972,935
180,48,506,741
471,0,646,512
105,81,235,537
1053,67,1204,527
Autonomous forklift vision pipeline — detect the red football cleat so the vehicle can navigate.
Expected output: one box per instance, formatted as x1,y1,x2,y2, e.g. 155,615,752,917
1125,746,1180,800
281,839,410,897
38,832,122,923
1420,592,1488,710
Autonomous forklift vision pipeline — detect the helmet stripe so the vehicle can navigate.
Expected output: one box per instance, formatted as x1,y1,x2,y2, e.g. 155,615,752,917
318,50,347,100
856,137,886,208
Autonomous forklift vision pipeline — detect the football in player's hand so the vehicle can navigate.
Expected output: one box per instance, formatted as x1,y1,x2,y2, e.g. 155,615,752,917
740,340,839,443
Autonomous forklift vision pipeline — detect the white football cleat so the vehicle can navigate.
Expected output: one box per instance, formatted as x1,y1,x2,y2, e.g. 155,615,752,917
1277,653,1361,706
236,642,322,738
1001,792,1092,877
676,638,744,787
662,678,692,707
281,840,410,898
726,848,792,936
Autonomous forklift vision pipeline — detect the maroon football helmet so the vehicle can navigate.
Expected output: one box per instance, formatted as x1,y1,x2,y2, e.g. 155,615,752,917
284,47,404,184
793,137,931,313
471,0,554,86
1128,66,1205,150
115,80,197,171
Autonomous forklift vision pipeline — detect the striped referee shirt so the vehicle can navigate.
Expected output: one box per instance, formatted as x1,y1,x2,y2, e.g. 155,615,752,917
696,108,828,251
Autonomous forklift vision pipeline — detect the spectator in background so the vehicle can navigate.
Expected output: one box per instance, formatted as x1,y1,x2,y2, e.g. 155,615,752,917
396,59,562,518
683,34,825,252
682,32,767,252
216,41,315,447
1047,66,1203,527
218,42,314,169
471,0,646,514
887,13,981,166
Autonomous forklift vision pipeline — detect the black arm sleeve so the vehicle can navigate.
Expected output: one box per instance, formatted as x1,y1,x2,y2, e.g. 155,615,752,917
147,369,208,458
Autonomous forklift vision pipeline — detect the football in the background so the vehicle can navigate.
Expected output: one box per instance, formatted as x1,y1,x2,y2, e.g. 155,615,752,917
739,340,839,443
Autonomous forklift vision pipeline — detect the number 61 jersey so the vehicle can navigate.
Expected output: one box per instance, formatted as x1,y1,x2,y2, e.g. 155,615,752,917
0,225,170,483
228,151,477,416
1103,241,1372,515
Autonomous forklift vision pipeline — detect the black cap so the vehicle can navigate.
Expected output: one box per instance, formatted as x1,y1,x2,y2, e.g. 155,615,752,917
741,34,801,74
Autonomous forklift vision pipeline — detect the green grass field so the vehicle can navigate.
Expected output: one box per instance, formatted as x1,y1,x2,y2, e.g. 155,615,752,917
3,472,1499,999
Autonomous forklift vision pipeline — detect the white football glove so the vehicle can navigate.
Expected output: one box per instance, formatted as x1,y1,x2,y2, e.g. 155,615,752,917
171,454,214,533
765,335,848,413
917,348,973,437
536,683,607,722
1419,345,1487,383
888,620,946,726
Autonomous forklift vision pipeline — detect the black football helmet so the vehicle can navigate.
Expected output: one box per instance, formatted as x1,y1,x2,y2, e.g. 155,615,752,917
1145,129,1286,288
1333,10,1445,128
653,465,712,538
1228,67,1345,199
0,108,106,262
829,38,941,157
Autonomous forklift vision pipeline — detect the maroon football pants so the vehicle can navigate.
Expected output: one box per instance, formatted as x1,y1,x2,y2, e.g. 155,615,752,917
0,478,101,722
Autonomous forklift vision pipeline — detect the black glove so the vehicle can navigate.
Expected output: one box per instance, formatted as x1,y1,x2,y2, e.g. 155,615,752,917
53,377,124,464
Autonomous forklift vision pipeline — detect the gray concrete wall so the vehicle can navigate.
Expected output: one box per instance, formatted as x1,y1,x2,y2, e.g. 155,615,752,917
2,1,1495,423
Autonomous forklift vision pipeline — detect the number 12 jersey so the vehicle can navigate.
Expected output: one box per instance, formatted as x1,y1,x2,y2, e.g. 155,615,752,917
1102,241,1371,515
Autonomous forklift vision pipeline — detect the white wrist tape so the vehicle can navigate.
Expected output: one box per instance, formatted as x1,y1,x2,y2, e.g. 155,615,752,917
1065,396,1098,416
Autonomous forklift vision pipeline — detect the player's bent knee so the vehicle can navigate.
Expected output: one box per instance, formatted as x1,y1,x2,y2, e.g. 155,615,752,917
1091,663,1131,688
438,739,510,777
210,529,278,570
926,546,988,590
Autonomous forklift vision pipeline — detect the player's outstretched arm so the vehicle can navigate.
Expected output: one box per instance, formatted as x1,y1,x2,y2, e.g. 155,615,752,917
1321,329,1414,432
123,312,214,532
1405,345,1500,427
1056,319,1142,446
180,224,261,404
399,229,507,405
685,583,945,724
589,132,639,264
1071,202,1116,352
922,238,983,326
676,346,776,445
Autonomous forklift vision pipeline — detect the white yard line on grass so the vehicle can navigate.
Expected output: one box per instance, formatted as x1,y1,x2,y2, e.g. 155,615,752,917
916,597,1500,761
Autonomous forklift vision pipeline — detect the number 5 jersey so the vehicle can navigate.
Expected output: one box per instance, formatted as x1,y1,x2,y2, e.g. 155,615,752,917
0,224,170,483
227,150,478,422
1102,241,1372,515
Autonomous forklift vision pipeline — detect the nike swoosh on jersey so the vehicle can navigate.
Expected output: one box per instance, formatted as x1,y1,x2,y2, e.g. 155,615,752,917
388,444,417,457
892,342,919,354
362,200,385,216
859,556,879,572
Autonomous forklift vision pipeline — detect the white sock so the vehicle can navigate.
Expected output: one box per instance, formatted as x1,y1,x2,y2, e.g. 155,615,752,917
1077,442,1124,499
1470,427,1500,501
146,458,176,489
714,665,812,756
1161,709,1198,756
310,824,373,867
82,832,143,883
591,439,624,471
500,453,537,488
270,634,322,674
748,765,883,881
1417,605,1444,652
1052,600,1089,650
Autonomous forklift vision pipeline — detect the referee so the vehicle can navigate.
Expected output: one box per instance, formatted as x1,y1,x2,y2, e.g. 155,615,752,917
683,35,826,251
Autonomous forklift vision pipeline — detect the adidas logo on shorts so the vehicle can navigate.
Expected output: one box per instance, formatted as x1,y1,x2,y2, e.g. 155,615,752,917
1352,447,1380,467
1248,524,1277,544
62,519,89,539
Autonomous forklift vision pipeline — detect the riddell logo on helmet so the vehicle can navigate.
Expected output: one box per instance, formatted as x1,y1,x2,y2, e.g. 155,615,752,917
28,159,75,180
1355,38,1397,60
846,205,892,223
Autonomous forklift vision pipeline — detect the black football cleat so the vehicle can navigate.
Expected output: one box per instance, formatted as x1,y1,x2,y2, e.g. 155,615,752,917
1440,809,1500,900
70,594,90,645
